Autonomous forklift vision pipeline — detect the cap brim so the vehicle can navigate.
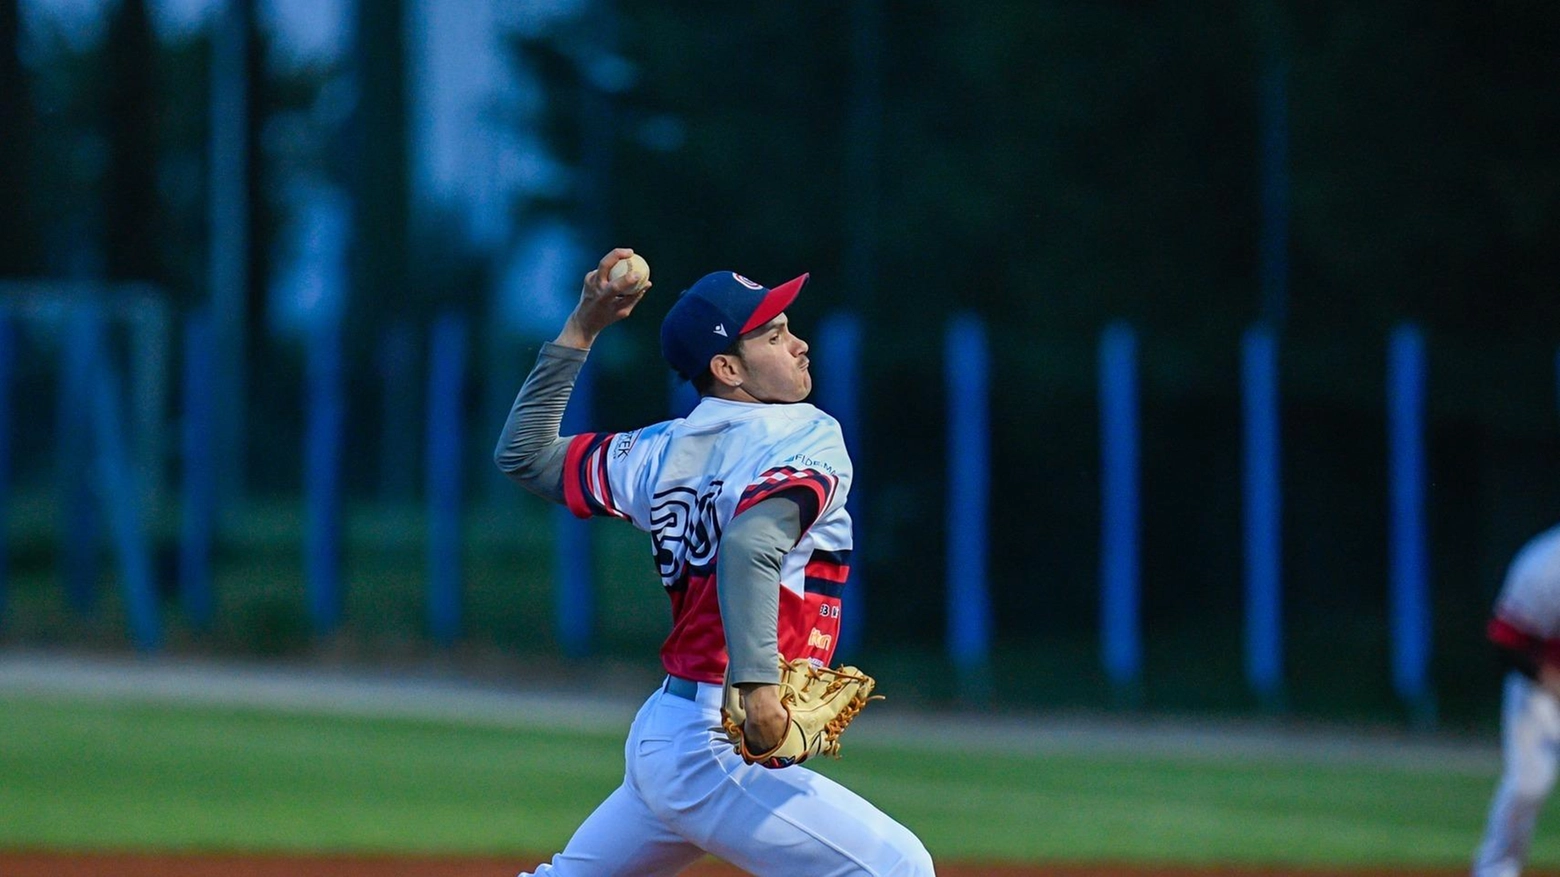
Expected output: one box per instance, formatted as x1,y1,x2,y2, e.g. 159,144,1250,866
740,273,809,334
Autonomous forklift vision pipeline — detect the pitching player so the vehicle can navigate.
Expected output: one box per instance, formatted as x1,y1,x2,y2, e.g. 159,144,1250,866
1473,523,1560,877
495,248,933,876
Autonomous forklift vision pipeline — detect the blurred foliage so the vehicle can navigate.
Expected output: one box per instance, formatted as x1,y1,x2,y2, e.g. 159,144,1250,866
0,0,43,276
101,0,162,286
590,0,1560,724
2,1,1558,726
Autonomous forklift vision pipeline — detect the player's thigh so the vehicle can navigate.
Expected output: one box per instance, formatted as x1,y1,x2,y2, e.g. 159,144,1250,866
519,783,705,877
698,764,933,877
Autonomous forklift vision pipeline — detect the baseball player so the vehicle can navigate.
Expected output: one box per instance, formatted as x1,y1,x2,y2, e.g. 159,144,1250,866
494,248,934,877
1473,523,1560,877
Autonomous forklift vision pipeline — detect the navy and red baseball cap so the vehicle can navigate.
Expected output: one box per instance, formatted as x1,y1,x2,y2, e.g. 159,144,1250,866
660,270,810,380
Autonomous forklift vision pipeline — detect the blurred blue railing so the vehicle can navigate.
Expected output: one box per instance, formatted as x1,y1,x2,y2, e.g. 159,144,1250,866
0,302,1472,723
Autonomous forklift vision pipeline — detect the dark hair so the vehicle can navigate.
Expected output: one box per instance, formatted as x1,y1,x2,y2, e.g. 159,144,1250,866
690,335,746,396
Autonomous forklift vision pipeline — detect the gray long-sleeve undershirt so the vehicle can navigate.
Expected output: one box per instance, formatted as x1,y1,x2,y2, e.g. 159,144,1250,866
718,496,800,686
492,342,587,502
493,341,796,686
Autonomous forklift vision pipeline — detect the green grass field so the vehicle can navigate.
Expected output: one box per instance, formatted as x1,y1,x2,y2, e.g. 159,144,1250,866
2,693,1557,869
0,488,1550,870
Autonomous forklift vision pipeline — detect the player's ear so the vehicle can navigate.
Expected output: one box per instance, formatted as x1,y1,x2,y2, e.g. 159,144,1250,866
709,352,745,388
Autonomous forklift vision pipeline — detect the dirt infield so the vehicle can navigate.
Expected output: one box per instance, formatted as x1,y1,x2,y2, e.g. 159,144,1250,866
0,852,1516,876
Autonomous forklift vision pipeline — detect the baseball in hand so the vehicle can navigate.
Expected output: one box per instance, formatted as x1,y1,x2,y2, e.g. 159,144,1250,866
608,253,650,291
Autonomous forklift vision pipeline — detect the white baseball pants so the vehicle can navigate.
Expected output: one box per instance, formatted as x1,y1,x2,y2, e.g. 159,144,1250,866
519,678,935,877
1473,672,1560,877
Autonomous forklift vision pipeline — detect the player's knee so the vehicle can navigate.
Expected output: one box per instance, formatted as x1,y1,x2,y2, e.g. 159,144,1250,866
1509,770,1556,802
886,837,935,876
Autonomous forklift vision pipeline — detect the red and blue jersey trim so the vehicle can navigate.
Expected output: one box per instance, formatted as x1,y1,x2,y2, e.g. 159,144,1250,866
732,466,837,536
562,432,624,520
803,549,851,599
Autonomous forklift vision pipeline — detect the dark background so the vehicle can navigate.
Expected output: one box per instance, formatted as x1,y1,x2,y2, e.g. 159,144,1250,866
2,0,1557,731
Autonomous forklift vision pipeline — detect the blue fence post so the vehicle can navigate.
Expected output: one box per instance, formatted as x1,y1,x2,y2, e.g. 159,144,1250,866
86,335,161,652
304,319,346,636
0,313,13,620
815,311,864,660
1098,322,1141,702
179,309,218,630
1388,324,1434,728
1242,325,1283,708
60,309,102,613
426,314,468,647
556,359,595,657
945,315,992,699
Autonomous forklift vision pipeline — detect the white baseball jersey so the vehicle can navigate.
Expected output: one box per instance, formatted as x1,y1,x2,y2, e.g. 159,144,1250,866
561,396,853,684
1490,524,1560,661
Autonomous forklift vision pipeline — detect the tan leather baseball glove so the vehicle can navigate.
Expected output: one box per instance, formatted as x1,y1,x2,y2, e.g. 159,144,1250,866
718,657,882,769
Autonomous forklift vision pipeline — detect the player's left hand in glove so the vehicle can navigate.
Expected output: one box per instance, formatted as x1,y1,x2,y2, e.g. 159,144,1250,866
718,657,882,769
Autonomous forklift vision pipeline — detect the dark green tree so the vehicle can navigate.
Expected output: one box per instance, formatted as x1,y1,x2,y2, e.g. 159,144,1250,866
348,0,410,330
0,0,42,276
102,0,166,286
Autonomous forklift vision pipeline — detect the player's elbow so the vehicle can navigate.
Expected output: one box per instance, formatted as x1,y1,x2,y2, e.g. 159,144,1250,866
494,435,542,476
493,442,519,475
495,443,548,480
494,439,569,503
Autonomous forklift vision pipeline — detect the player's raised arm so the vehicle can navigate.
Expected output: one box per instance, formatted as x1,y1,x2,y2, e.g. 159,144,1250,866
494,248,651,503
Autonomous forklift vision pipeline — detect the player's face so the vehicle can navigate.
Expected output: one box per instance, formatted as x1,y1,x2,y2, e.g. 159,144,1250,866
735,314,811,403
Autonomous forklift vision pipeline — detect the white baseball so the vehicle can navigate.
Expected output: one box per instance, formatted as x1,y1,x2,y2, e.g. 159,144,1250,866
609,253,650,290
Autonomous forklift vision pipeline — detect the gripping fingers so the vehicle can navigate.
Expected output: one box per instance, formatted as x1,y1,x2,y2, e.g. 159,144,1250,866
597,247,634,274
613,280,651,301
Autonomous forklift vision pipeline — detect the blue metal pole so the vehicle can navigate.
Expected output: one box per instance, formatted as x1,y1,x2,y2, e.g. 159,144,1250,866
556,360,595,657
179,310,217,630
814,311,865,660
1098,322,1141,696
304,319,345,635
0,314,13,620
426,314,468,647
59,309,102,613
1388,324,1433,725
86,338,161,652
1242,325,1283,705
945,315,991,687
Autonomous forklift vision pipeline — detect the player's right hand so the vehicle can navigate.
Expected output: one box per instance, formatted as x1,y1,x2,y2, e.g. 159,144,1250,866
555,248,653,350
738,683,790,754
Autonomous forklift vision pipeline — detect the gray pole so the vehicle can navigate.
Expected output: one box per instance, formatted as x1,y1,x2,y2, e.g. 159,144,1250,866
208,0,250,512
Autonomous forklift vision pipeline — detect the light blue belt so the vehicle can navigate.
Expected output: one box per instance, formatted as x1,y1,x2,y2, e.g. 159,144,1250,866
663,675,699,700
